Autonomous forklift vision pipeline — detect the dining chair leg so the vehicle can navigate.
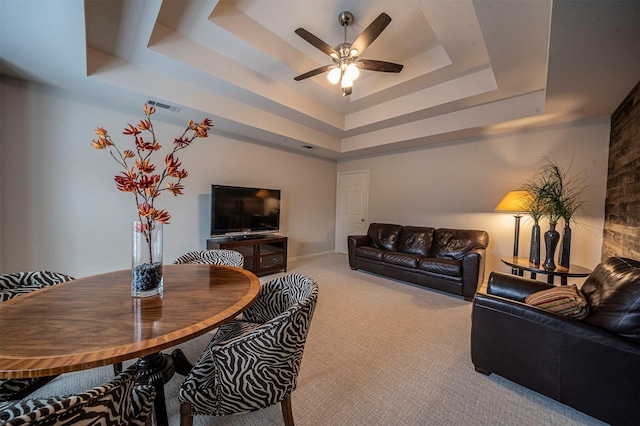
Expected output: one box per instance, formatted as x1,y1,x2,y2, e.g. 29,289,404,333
281,394,294,426
180,402,194,426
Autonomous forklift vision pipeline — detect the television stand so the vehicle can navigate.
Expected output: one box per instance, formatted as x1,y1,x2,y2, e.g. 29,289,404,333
207,235,287,277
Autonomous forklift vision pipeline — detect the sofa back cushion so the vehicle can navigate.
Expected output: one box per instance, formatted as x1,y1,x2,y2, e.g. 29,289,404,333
430,228,489,260
367,223,403,251
581,257,640,342
398,226,435,256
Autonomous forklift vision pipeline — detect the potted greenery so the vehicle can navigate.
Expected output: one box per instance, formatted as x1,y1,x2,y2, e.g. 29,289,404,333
520,189,545,265
521,157,586,270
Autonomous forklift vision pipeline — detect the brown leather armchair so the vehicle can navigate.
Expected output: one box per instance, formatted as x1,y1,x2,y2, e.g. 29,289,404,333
471,257,640,426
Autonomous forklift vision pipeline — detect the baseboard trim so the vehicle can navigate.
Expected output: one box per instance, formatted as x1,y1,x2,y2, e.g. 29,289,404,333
288,250,339,263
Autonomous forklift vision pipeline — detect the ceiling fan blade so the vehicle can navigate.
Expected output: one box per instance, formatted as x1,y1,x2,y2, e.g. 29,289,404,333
349,13,392,57
294,65,335,81
295,28,338,58
357,59,403,73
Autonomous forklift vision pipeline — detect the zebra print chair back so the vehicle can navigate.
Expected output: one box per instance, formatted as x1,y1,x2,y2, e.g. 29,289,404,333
0,366,155,426
179,274,318,426
172,249,244,268
0,271,74,303
0,271,74,402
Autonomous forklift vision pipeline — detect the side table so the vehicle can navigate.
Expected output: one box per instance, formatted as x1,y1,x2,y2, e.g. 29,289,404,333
500,256,592,285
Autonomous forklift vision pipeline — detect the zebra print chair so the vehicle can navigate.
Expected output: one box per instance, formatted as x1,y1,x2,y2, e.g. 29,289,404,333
178,274,319,426
172,249,244,268
0,365,155,426
0,271,74,402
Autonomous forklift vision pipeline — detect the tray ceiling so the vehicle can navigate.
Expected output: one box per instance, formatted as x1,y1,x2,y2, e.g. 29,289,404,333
1,0,638,159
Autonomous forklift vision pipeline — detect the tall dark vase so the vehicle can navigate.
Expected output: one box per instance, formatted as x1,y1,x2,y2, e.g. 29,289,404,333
529,221,541,265
559,221,572,268
542,222,560,270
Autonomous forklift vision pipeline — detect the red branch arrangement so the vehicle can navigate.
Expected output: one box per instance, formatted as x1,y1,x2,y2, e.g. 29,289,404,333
91,104,212,263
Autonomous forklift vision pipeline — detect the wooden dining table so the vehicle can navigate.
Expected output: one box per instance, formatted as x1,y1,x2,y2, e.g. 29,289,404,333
0,264,260,426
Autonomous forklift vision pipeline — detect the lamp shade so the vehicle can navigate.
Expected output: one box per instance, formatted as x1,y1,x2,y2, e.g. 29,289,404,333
327,67,341,84
494,190,532,213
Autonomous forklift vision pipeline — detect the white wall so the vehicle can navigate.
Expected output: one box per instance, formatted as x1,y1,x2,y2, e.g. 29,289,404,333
0,77,337,277
337,118,611,282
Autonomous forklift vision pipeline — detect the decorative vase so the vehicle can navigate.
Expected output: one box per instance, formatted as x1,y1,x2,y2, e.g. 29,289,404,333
131,220,163,298
559,221,572,268
542,222,560,270
529,220,541,265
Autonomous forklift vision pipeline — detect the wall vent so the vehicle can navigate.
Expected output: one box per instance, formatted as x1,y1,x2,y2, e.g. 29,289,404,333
146,99,182,113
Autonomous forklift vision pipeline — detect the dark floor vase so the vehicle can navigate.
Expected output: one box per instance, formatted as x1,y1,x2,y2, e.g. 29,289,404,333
529,222,541,265
559,222,571,268
543,223,559,270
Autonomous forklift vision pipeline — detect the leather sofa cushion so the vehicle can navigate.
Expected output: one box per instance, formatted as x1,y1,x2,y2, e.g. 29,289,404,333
431,228,489,260
398,227,434,256
367,223,403,251
355,246,384,262
383,252,421,268
581,257,640,342
418,257,463,277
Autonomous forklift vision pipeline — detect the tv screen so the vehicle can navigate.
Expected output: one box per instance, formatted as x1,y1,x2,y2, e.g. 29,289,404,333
210,185,281,236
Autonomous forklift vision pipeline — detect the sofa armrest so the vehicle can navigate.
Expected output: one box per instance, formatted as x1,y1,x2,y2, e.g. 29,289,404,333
461,248,486,300
487,271,554,302
348,235,371,268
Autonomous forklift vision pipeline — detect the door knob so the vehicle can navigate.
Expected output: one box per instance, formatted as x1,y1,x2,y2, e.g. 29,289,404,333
361,218,365,222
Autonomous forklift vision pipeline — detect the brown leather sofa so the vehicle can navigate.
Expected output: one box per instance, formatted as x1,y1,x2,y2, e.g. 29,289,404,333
471,257,640,426
348,223,489,301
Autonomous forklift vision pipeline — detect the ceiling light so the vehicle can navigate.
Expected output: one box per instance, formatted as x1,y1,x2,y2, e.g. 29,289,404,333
327,67,341,84
294,11,403,96
345,63,359,81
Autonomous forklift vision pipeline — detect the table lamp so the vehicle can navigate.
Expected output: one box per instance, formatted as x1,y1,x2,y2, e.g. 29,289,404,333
494,190,531,274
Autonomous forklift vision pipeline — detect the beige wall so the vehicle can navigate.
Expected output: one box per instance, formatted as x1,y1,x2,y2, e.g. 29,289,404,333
337,118,610,281
0,75,612,282
0,77,337,277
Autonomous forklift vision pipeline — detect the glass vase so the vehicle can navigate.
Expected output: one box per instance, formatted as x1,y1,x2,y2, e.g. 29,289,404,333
542,222,559,271
131,220,163,298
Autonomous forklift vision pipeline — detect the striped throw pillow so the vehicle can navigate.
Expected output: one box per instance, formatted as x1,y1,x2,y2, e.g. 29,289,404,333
525,284,590,319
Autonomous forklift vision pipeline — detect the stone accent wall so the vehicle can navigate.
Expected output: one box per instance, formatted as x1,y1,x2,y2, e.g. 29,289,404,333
603,80,640,260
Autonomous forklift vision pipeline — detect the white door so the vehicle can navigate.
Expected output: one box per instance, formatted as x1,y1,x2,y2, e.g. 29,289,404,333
336,171,369,254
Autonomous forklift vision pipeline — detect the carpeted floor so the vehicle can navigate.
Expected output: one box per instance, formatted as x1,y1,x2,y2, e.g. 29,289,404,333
30,253,605,425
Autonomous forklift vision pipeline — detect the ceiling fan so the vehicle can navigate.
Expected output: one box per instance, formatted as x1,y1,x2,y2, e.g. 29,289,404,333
294,11,403,96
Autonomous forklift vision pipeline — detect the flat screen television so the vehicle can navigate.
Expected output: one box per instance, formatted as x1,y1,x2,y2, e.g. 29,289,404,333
210,185,281,237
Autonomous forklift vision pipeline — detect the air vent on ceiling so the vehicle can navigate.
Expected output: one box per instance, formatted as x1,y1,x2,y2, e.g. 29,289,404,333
302,145,315,149
146,99,182,113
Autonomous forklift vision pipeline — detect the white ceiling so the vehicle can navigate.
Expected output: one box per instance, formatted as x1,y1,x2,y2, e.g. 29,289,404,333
1,0,638,160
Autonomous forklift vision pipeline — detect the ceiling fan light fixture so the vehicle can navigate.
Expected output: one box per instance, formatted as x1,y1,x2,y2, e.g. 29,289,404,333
294,11,402,97
327,67,341,84
345,63,359,81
